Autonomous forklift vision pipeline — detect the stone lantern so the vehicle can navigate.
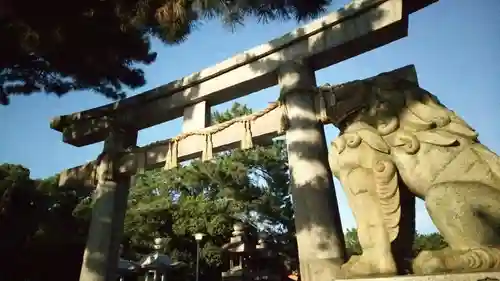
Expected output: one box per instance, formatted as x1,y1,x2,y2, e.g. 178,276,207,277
221,223,250,280
139,237,185,281
221,223,280,281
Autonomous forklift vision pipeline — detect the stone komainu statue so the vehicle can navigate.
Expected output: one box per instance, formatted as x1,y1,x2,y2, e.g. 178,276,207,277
324,66,500,277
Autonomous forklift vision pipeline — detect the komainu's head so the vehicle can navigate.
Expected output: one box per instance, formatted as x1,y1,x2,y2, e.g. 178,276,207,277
319,71,427,132
320,69,479,144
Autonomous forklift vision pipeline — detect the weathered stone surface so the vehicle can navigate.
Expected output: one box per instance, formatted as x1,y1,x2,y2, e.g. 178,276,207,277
79,128,137,281
50,0,438,147
278,59,346,281
336,272,500,281
327,66,500,277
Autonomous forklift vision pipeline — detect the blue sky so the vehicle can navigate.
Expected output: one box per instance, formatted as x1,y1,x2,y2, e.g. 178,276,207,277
1,0,499,234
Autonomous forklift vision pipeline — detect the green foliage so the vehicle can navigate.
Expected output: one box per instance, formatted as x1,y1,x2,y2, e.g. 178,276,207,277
412,232,448,256
344,228,361,256
0,0,332,104
124,139,293,276
0,164,93,246
0,164,93,281
343,228,449,258
212,102,253,124
118,103,294,279
0,164,40,247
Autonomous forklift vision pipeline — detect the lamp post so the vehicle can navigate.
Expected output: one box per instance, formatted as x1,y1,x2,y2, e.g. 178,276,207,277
193,233,205,281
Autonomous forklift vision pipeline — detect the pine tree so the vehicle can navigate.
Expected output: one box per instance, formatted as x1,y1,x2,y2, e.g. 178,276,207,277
0,0,332,104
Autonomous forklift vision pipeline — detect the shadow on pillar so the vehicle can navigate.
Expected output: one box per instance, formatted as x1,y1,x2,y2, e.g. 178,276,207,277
241,2,427,279
244,0,389,261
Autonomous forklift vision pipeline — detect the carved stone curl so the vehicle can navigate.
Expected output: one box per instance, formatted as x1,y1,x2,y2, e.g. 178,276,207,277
327,69,500,278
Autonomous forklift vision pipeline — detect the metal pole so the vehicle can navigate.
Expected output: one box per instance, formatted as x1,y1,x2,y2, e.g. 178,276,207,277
196,240,200,281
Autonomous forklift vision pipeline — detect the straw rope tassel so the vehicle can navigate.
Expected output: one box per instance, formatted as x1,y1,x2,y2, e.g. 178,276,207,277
202,133,213,161
89,161,97,187
241,120,254,150
315,92,329,123
278,101,289,134
91,164,98,187
163,141,173,170
171,140,178,168
163,140,179,170
92,152,106,186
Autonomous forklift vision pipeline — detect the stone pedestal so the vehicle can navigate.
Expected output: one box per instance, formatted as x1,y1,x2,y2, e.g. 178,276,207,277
79,128,138,281
277,59,346,281
336,272,500,281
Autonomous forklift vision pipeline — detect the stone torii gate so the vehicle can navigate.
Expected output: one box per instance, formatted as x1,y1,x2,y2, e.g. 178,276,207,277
49,1,438,281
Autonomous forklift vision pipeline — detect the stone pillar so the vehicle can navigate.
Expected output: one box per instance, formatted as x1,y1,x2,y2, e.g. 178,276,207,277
278,59,346,281
79,126,138,281
182,101,210,157
182,101,210,132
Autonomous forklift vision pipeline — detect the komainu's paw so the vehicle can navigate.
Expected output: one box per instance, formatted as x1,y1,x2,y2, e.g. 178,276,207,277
413,249,448,275
340,254,397,278
413,247,500,275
